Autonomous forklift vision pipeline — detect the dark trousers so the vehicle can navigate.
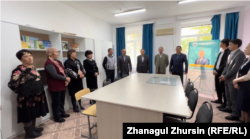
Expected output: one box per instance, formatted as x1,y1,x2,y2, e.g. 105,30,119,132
50,90,66,118
106,70,115,83
215,74,227,105
120,72,129,78
172,72,183,85
71,96,81,109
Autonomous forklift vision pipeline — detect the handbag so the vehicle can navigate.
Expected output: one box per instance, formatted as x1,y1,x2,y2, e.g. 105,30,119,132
21,79,43,97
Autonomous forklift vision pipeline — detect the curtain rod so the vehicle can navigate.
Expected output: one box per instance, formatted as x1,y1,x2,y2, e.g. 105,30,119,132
181,24,211,28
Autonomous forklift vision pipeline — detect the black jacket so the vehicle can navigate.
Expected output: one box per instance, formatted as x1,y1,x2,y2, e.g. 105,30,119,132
214,48,230,75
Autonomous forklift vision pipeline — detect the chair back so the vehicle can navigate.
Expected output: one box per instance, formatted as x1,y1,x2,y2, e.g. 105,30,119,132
195,101,213,123
185,82,194,97
187,88,198,118
75,88,91,101
103,79,111,87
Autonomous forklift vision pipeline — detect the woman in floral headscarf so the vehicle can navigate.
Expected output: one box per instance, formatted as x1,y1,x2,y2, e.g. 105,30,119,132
8,50,49,138
44,47,71,123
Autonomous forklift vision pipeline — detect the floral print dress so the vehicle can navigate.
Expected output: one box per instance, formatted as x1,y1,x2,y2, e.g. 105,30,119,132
8,65,49,123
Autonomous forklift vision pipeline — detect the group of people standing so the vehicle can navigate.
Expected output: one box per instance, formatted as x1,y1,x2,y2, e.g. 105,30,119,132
7,43,203,138
212,38,250,123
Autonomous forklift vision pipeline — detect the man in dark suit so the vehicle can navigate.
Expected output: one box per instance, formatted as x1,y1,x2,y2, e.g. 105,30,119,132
117,49,132,78
211,39,231,109
219,39,246,120
169,46,188,85
136,49,149,73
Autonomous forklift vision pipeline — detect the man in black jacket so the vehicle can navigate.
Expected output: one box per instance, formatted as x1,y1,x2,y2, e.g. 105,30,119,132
117,49,132,78
136,49,150,73
211,38,230,109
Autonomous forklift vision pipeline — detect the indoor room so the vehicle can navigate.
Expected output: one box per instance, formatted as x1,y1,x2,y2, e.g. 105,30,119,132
1,0,250,139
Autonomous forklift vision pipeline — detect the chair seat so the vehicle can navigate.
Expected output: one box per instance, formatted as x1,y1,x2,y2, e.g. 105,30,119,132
163,117,188,123
82,104,97,117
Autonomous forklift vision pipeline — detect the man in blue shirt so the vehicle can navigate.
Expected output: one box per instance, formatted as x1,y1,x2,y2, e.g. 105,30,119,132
169,46,188,85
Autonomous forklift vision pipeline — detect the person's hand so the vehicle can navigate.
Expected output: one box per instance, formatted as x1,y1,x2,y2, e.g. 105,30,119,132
147,70,149,73
130,70,132,73
234,83,239,89
95,72,98,76
185,72,187,74
80,74,84,79
213,70,217,76
66,77,71,82
233,79,237,85
169,71,172,74
65,81,69,86
119,71,121,73
219,76,226,82
78,70,83,75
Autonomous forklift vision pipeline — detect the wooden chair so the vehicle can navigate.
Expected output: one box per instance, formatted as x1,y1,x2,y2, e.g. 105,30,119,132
75,88,97,139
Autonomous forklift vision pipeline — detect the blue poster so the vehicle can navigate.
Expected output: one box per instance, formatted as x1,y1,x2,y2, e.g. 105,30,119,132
187,40,220,97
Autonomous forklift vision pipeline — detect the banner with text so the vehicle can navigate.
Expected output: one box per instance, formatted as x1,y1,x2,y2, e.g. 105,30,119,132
187,40,220,97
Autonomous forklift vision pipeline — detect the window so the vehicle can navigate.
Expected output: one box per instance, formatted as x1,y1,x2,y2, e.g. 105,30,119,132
181,25,212,54
125,26,142,73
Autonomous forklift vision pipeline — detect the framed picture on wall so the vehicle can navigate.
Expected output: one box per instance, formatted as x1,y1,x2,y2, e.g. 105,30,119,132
62,41,69,50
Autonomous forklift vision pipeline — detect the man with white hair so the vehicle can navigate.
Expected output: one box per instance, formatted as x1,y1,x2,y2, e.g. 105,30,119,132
154,46,169,74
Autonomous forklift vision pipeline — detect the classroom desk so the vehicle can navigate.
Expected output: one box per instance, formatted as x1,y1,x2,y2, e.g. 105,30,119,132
82,73,190,139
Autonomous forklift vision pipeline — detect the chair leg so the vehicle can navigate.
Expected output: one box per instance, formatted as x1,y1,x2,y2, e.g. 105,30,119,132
88,115,92,138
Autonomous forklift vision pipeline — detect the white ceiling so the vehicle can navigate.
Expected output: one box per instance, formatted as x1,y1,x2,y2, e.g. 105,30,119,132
61,1,250,25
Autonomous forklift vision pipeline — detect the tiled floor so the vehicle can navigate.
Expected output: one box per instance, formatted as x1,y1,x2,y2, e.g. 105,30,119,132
13,95,240,139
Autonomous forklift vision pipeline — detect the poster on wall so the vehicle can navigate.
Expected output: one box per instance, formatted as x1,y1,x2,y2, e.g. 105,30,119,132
187,40,220,97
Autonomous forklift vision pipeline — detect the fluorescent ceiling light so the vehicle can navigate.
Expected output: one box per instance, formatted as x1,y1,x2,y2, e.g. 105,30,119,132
178,0,197,4
114,8,146,16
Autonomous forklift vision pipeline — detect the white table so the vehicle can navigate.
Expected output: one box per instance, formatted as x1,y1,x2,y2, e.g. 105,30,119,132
82,73,190,139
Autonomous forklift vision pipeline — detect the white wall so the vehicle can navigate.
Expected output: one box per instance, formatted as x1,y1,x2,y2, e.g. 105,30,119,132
1,1,113,139
1,1,112,42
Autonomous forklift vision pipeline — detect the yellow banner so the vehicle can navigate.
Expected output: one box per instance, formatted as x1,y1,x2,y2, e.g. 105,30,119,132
189,64,214,68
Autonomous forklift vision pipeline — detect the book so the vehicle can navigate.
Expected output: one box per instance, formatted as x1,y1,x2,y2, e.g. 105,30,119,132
43,41,52,49
22,35,26,42
37,41,45,49
62,41,69,50
25,36,31,48
29,36,39,49
21,41,28,48
72,43,79,51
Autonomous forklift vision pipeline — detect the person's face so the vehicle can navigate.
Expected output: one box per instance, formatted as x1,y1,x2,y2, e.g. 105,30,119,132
199,51,205,58
52,49,59,59
244,44,250,55
122,50,126,55
141,50,145,55
109,49,113,55
228,42,238,51
71,52,76,59
21,52,33,65
176,47,181,53
219,42,225,48
159,47,163,53
88,54,93,59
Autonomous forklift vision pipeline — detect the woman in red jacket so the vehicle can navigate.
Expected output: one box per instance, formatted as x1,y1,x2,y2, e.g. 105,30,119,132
44,47,71,123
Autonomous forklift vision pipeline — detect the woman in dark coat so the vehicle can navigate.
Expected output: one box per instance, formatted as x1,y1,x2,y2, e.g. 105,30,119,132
8,50,49,138
64,49,85,112
233,43,250,123
83,50,99,104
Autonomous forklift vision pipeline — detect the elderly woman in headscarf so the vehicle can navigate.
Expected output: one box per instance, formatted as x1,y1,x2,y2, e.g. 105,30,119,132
8,49,49,138
44,47,70,123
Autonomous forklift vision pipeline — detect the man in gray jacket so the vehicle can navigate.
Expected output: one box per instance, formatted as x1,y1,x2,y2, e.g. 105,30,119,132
154,47,169,74
219,39,245,121
102,48,115,83
117,49,132,78
137,49,150,73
